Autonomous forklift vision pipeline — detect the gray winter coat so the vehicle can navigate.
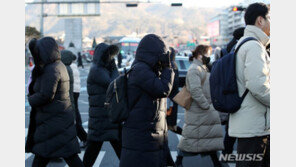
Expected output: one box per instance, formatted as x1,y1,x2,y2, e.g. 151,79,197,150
178,58,224,153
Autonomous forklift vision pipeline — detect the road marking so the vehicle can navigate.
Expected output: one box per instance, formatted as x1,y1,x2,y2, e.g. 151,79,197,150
25,153,33,160
177,134,182,141
79,100,88,104
177,119,180,124
82,121,88,126
80,87,87,92
170,151,177,162
93,151,106,167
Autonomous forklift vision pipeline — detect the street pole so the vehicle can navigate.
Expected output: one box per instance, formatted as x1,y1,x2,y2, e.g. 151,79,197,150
40,0,44,37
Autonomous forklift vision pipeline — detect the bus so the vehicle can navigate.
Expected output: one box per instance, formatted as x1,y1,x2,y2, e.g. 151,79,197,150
118,36,141,59
116,36,141,68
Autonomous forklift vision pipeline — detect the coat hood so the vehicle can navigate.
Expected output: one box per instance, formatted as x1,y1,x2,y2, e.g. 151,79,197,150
36,37,61,65
93,43,119,66
61,50,75,66
133,34,168,68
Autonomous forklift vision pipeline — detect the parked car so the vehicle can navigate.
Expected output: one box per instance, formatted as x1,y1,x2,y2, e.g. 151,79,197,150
175,56,190,87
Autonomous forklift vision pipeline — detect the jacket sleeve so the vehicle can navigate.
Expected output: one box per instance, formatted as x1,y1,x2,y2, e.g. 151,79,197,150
28,66,60,107
169,69,179,99
137,66,175,99
244,42,270,107
187,67,210,110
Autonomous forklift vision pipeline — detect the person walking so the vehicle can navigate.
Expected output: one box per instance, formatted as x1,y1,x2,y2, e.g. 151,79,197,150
117,52,123,68
165,47,182,167
229,3,270,167
226,27,245,54
175,45,224,167
167,47,182,135
83,43,122,167
70,54,88,147
77,52,84,68
25,37,83,167
119,34,175,167
61,50,75,114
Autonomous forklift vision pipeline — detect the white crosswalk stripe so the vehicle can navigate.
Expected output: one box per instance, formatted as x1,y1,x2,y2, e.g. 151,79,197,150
170,151,177,162
80,87,87,92
25,153,33,160
79,100,89,104
93,151,106,167
82,121,88,126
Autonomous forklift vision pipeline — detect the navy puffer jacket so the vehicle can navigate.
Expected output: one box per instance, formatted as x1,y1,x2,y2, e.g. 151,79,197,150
120,34,175,167
87,43,120,142
27,37,80,158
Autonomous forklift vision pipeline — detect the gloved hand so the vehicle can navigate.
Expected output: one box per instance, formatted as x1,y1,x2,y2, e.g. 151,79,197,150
159,51,171,68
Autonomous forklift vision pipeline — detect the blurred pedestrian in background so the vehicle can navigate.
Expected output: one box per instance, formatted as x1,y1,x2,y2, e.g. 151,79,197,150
77,52,84,68
176,45,224,167
83,43,122,167
167,47,182,135
224,27,245,56
26,37,83,167
119,34,175,167
117,52,123,68
70,53,88,148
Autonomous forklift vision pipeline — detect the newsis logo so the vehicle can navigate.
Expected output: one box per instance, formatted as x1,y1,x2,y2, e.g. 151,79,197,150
219,153,264,162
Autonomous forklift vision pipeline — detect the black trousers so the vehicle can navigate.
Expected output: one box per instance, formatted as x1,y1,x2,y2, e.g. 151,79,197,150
222,121,237,154
236,135,270,167
32,154,84,167
73,92,87,142
83,140,121,167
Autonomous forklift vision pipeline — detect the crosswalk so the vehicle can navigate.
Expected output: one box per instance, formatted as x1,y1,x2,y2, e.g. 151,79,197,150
25,119,182,166
25,117,235,167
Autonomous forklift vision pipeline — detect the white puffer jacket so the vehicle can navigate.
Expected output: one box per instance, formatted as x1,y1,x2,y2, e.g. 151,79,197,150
70,63,81,93
229,25,270,138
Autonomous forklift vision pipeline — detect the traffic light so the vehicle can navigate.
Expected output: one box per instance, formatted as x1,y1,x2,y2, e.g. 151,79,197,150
232,6,245,11
171,3,182,7
126,3,138,7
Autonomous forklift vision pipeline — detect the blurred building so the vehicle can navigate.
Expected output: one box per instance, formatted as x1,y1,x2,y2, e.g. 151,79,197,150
208,0,270,48
64,18,82,50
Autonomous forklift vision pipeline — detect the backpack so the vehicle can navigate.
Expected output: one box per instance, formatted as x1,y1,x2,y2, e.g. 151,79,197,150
220,48,228,58
209,37,258,113
105,67,133,123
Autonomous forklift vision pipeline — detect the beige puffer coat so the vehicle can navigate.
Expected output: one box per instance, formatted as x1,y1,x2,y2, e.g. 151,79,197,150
229,25,270,138
178,59,224,153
